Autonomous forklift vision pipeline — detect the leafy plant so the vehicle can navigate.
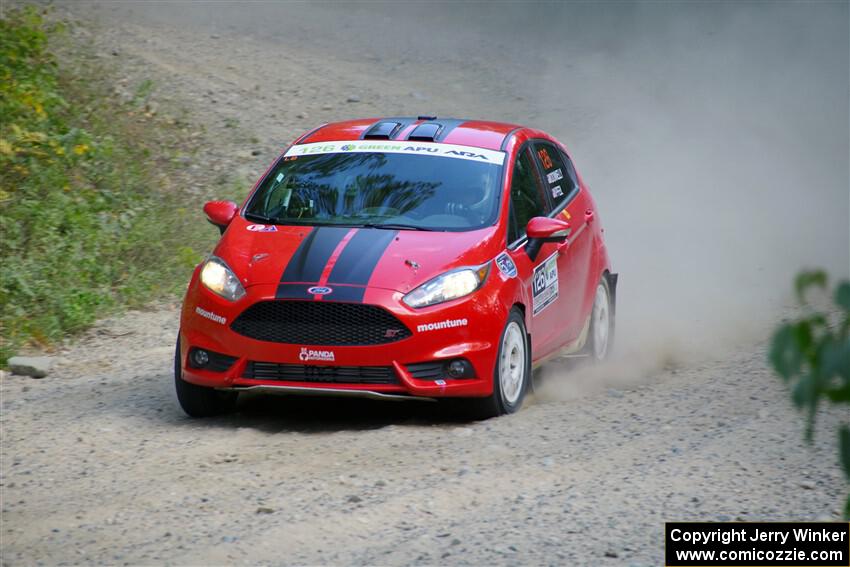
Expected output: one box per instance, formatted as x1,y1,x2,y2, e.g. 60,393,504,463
769,270,850,518
132,78,155,106
0,7,232,363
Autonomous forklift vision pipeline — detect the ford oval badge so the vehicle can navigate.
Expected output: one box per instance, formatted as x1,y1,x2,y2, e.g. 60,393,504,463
308,286,333,295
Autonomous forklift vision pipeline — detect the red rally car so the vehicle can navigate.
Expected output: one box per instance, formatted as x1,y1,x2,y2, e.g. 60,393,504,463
176,116,616,418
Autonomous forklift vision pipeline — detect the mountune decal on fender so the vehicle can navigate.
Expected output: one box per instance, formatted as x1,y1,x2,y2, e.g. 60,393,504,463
299,347,335,362
417,318,468,333
195,306,227,325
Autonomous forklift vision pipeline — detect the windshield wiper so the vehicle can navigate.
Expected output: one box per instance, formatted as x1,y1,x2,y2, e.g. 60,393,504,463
244,211,276,224
360,223,432,231
243,215,432,231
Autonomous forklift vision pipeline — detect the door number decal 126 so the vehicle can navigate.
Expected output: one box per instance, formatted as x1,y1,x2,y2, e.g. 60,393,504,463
532,252,559,316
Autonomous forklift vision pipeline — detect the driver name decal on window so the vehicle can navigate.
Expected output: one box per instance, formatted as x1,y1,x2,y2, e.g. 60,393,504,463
546,168,563,184
532,252,559,316
286,140,506,165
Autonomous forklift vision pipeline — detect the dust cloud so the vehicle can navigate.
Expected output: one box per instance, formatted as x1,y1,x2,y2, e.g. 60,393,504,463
528,2,849,359
519,2,849,397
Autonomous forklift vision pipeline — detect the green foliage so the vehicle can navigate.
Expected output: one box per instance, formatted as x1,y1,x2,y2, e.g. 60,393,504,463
0,7,220,363
132,78,155,106
769,270,850,518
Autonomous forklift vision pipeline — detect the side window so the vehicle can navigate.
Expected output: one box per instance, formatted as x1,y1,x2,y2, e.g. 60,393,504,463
534,142,578,212
560,150,579,190
508,147,547,243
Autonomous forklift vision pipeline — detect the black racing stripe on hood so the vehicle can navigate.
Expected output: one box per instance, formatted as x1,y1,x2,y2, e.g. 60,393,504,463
280,226,349,283
328,229,397,287
324,285,366,303
429,118,466,142
275,283,315,300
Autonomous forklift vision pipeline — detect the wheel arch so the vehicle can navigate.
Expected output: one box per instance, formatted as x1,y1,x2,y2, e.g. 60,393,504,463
604,269,618,321
510,301,533,374
511,301,529,337
604,270,618,345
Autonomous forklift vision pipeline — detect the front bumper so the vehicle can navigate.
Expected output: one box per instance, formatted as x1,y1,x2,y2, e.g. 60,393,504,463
179,280,507,399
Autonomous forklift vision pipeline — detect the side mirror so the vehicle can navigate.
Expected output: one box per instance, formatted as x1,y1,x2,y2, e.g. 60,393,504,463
203,200,238,235
525,216,570,261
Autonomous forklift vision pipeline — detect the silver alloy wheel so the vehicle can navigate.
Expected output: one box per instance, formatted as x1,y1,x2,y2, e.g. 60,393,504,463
592,282,610,360
499,321,526,405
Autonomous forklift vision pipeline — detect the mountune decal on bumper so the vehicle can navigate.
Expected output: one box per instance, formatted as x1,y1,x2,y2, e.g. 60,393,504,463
417,318,469,333
195,306,227,325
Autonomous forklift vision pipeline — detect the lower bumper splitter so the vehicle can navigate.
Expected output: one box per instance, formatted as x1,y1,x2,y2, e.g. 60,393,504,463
220,384,436,402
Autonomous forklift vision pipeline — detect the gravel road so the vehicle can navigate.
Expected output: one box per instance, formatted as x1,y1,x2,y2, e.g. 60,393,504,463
2,307,845,566
2,3,847,566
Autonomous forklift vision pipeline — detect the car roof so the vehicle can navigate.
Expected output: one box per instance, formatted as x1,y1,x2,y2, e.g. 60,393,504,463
296,117,524,151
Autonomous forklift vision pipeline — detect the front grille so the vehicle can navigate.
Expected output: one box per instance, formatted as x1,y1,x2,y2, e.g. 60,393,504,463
231,300,412,346
244,361,398,385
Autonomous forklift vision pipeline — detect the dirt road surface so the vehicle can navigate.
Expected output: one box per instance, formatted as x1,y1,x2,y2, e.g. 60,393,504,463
2,3,847,566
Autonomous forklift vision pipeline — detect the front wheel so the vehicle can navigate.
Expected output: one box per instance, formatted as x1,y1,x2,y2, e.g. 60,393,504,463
463,308,531,419
174,337,238,417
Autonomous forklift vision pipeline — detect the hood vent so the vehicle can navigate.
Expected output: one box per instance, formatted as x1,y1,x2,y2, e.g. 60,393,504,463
363,121,402,140
407,122,442,142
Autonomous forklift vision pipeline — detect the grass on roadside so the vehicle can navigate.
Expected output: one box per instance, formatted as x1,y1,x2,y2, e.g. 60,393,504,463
0,7,239,364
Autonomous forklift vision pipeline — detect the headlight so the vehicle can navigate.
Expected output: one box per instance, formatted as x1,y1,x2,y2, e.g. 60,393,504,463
200,256,246,301
403,264,489,308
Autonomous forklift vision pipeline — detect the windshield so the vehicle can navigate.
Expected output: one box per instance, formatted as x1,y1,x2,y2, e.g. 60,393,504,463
244,144,504,231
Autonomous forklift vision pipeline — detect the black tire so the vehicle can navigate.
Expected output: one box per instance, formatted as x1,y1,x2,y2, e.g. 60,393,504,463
581,274,614,362
464,308,531,419
174,337,238,417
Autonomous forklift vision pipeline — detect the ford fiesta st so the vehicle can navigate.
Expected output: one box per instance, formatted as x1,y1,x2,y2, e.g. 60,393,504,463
175,116,616,418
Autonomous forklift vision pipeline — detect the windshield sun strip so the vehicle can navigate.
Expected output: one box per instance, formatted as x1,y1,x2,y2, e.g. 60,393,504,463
284,140,506,166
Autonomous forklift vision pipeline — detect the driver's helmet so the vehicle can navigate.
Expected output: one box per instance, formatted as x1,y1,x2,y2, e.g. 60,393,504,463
446,179,487,216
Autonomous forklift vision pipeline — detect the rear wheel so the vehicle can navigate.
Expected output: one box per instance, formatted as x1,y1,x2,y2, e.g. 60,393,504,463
464,308,530,419
174,337,238,417
583,276,613,361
